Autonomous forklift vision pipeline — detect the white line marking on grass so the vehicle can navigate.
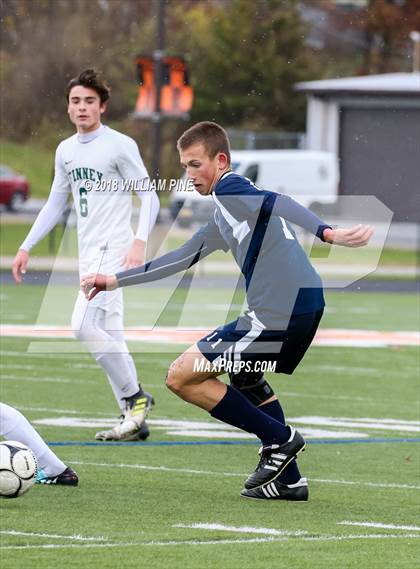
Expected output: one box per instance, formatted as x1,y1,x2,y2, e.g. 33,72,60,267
35,413,420,439
0,350,92,360
12,406,113,416
282,391,371,402
70,460,241,477
70,461,420,490
310,478,420,490
315,365,379,374
338,521,420,532
173,523,307,536
3,324,419,347
1,364,38,370
0,374,80,384
0,539,286,551
67,363,102,370
0,530,107,541
1,534,419,550
292,416,420,433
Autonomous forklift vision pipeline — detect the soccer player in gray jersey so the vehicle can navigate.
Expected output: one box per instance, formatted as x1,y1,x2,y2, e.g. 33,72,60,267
12,70,160,442
82,122,373,500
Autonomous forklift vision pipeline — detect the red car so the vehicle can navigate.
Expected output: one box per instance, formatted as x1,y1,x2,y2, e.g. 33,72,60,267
0,164,30,211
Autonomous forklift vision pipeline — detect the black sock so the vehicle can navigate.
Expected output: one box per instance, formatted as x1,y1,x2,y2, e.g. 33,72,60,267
211,386,290,445
260,399,302,484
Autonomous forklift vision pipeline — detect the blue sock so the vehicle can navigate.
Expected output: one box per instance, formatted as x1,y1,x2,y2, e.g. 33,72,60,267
211,385,289,445
260,400,285,423
260,399,302,485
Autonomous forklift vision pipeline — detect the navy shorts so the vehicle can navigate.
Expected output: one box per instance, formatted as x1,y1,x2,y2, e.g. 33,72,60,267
197,309,323,375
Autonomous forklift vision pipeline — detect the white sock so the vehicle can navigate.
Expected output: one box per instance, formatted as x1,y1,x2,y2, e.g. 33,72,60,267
0,403,66,477
107,325,141,405
95,352,139,401
105,374,126,413
72,306,139,408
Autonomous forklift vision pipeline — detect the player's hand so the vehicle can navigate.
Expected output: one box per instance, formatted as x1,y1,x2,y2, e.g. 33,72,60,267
12,249,29,283
122,239,145,269
322,224,374,247
80,273,118,300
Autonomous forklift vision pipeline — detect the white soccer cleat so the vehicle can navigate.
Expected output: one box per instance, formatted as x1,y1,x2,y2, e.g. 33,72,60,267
95,392,154,441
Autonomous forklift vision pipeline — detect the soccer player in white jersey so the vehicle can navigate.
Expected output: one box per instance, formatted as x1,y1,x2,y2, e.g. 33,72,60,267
12,69,160,441
0,403,78,485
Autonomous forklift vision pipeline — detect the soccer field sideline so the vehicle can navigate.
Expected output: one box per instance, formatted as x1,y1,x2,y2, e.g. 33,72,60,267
1,324,419,347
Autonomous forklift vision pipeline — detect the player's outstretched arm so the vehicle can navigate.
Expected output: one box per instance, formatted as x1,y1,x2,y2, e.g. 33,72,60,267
322,224,374,247
81,221,227,299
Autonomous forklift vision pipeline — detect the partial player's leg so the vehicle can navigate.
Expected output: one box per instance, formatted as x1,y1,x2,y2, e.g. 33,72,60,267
0,403,78,485
103,322,151,442
238,309,324,500
228,369,303,485
166,342,305,490
71,293,153,441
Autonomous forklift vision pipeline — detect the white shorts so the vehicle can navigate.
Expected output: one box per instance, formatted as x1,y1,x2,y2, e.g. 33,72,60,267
80,249,126,313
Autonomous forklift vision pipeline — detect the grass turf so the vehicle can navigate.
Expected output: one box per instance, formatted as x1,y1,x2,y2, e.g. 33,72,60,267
0,287,419,568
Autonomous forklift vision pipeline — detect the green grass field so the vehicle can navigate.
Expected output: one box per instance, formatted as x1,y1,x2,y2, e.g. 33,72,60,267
0,283,419,569
2,223,419,269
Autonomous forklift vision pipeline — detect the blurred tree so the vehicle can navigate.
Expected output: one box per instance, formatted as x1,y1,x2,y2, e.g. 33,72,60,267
173,0,318,131
357,0,420,73
298,0,420,76
0,0,155,141
1,0,320,180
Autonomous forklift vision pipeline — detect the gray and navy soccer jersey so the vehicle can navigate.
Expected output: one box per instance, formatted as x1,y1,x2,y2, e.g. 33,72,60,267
116,171,327,328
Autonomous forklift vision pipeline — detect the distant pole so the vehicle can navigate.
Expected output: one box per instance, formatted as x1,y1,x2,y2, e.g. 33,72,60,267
152,0,165,182
409,31,420,72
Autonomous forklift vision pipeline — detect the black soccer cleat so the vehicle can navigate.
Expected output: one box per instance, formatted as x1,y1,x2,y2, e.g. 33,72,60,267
36,466,79,486
244,427,305,490
241,477,309,501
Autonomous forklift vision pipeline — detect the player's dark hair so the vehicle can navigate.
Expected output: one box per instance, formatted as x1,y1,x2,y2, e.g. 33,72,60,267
177,121,231,163
66,69,111,103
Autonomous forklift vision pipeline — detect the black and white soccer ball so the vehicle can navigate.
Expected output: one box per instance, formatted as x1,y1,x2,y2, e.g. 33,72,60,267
0,440,38,498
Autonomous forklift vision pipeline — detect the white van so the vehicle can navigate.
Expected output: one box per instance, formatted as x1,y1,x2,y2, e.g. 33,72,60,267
170,150,339,227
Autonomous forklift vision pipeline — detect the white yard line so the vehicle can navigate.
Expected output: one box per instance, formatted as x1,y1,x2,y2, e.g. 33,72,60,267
0,374,81,384
0,350,92,359
1,364,43,370
282,391,372,402
311,365,379,374
0,530,107,541
10,406,113,416
173,523,307,536
70,460,420,490
70,460,241,477
338,521,420,532
291,416,420,433
1,534,419,551
2,324,419,347
310,478,420,490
